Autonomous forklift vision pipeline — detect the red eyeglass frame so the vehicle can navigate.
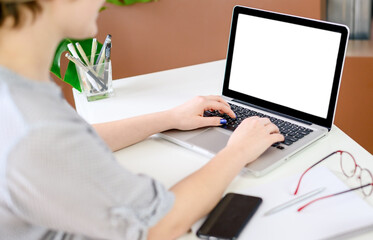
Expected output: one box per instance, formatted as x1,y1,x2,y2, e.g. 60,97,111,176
293,150,373,212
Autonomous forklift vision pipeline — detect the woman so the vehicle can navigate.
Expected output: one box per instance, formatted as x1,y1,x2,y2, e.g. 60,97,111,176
0,0,283,239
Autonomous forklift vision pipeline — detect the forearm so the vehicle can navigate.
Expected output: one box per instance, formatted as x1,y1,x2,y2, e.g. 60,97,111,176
92,95,236,152
92,110,176,151
148,147,248,240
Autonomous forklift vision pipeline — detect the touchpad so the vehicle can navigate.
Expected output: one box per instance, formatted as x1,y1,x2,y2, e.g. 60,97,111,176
187,128,231,154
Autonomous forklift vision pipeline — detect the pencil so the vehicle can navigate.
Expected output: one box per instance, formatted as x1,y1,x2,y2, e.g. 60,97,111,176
75,42,91,67
90,38,97,65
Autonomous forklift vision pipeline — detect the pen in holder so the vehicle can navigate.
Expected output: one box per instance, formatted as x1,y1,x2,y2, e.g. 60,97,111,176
75,55,114,101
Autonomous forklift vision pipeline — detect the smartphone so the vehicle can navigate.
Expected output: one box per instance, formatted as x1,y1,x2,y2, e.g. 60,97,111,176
196,193,262,240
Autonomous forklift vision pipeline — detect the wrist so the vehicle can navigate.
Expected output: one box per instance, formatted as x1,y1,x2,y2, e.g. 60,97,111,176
159,109,179,131
218,146,253,168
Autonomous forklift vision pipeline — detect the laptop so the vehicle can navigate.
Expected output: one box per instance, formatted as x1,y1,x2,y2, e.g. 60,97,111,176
159,6,349,176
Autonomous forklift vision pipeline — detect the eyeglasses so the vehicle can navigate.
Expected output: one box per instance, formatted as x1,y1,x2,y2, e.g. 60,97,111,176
294,150,373,212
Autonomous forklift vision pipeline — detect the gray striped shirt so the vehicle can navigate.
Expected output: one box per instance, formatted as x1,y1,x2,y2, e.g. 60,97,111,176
0,66,174,240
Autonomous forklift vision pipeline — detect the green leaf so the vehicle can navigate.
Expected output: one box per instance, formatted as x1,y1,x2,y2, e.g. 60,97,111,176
50,39,73,79
64,61,81,92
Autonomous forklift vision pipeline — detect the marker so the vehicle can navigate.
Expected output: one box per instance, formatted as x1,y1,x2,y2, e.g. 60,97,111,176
104,42,112,84
264,187,325,216
105,42,111,61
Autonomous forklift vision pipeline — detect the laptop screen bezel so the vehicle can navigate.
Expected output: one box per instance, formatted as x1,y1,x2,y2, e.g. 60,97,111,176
222,6,349,130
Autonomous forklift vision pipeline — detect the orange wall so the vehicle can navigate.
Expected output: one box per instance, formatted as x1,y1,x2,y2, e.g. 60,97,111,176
335,57,373,153
96,0,322,80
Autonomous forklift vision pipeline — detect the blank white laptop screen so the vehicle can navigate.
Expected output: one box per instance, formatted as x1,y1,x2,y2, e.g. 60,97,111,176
229,14,342,119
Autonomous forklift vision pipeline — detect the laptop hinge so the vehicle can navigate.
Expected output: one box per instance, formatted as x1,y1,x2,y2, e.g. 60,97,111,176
232,99,312,125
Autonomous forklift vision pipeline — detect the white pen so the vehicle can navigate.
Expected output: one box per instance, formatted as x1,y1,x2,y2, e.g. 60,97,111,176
65,53,105,91
90,38,97,65
75,42,91,67
67,43,80,59
264,187,325,216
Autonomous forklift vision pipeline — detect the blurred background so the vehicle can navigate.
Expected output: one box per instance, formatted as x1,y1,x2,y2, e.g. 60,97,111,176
54,0,373,153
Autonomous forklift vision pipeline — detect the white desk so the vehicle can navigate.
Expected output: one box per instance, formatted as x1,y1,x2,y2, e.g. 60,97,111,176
73,60,373,239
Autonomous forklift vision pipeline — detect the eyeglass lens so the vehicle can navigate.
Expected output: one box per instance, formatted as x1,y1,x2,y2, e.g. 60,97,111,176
360,169,373,196
340,151,373,196
340,151,356,178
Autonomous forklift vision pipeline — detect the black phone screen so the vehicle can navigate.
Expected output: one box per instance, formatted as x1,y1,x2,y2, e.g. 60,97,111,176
197,193,262,240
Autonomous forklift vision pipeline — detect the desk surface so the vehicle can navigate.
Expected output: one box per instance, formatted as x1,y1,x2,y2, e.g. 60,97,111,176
73,60,373,240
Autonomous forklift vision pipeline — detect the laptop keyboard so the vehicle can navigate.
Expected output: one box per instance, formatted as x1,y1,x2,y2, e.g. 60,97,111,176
203,103,313,149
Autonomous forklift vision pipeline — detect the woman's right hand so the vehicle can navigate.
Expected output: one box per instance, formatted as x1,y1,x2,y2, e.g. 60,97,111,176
149,118,284,240
226,116,284,165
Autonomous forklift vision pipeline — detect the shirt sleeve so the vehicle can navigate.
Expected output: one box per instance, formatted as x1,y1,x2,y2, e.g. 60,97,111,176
5,121,174,240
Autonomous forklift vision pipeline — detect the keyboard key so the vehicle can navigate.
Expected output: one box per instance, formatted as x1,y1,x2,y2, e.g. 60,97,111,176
299,131,310,135
272,142,280,147
282,141,293,146
295,134,304,139
226,125,236,131
287,137,298,142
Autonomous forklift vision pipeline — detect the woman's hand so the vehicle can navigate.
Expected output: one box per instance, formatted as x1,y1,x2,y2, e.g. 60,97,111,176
226,116,285,165
168,95,236,130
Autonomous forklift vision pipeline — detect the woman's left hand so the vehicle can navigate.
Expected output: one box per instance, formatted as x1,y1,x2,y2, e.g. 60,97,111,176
168,95,236,130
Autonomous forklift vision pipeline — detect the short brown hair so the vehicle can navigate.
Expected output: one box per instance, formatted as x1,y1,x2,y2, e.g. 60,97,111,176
0,0,41,27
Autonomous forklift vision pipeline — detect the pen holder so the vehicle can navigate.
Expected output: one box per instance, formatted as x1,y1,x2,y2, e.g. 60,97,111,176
76,58,114,102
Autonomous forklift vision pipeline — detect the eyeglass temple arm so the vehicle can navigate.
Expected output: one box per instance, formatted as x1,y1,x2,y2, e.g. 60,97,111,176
297,183,373,212
293,151,339,195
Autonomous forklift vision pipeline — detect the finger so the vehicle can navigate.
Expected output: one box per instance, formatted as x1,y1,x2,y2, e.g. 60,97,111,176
198,116,226,127
205,95,230,108
205,100,236,119
265,123,280,134
258,117,271,125
269,133,285,143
